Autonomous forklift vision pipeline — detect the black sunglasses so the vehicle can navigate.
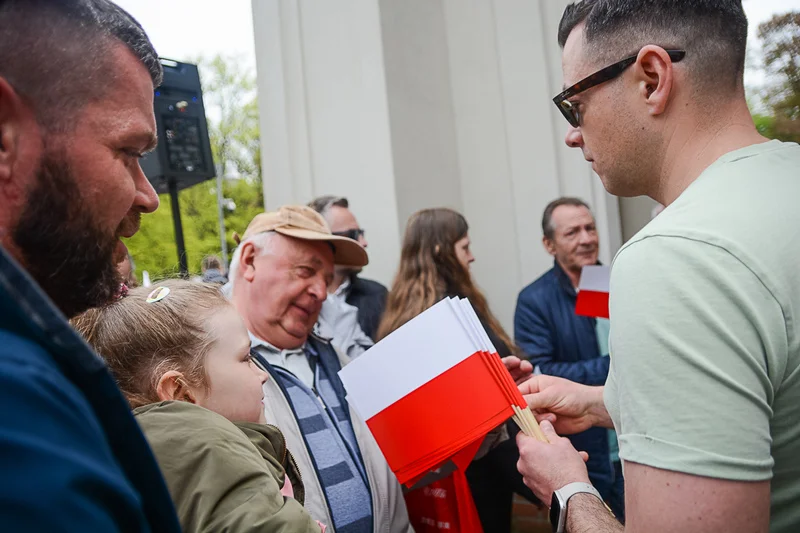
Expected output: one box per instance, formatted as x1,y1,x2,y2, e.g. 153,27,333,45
333,228,365,241
553,49,686,128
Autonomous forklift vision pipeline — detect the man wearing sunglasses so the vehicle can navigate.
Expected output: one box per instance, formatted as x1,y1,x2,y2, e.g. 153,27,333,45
515,1,800,533
309,196,389,357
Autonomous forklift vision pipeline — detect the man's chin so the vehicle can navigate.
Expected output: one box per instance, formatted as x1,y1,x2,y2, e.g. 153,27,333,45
283,314,318,335
16,228,122,318
275,325,311,349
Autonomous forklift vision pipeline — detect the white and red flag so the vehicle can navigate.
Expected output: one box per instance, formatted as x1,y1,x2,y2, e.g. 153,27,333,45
575,265,610,319
338,298,527,487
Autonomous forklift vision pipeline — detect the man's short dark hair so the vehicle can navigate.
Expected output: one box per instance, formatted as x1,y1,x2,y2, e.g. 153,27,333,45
0,0,162,131
201,255,223,272
558,0,748,91
542,197,591,240
308,195,350,217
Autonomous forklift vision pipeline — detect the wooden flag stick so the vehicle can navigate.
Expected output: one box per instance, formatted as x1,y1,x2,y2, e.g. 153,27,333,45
522,408,541,440
512,406,530,435
513,405,549,443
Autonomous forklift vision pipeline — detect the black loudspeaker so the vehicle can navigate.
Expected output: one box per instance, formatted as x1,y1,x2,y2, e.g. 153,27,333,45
140,59,216,276
141,59,215,194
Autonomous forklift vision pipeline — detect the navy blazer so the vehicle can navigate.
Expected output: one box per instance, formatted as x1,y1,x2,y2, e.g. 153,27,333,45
514,261,609,384
346,275,388,341
0,246,180,532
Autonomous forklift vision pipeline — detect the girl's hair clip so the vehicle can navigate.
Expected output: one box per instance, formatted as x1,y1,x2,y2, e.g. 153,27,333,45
146,286,170,303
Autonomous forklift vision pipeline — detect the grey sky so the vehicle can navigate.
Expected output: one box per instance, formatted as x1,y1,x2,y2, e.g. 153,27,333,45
116,1,798,58
115,0,797,92
115,0,256,66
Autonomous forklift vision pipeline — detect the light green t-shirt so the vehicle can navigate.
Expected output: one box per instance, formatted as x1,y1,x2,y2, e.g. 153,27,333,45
595,318,619,463
604,140,800,533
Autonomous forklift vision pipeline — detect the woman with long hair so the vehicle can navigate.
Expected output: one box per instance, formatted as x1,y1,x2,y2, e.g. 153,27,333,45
377,208,512,349
378,208,538,533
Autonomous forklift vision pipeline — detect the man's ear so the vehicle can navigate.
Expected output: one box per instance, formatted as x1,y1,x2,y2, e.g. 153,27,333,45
240,242,258,283
542,236,557,257
155,370,197,403
634,46,676,118
0,76,34,189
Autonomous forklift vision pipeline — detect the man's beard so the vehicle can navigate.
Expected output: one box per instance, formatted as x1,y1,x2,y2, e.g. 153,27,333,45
13,149,125,318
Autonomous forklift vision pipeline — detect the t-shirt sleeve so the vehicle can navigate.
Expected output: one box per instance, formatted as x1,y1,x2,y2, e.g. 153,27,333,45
608,235,784,481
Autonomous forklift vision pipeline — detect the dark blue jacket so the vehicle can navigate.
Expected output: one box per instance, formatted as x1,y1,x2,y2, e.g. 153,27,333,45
346,275,388,341
0,246,181,532
514,260,613,495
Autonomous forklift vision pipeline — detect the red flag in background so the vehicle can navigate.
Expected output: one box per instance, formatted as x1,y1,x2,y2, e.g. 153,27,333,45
575,265,610,319
404,469,484,533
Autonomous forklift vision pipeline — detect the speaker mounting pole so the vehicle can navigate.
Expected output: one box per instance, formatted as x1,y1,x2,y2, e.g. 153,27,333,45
168,179,189,278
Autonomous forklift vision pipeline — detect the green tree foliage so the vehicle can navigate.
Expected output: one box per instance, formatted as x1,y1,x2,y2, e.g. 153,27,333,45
756,11,800,143
752,113,778,138
126,55,264,281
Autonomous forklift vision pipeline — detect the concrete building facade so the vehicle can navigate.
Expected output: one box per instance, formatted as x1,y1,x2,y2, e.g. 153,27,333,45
251,0,652,331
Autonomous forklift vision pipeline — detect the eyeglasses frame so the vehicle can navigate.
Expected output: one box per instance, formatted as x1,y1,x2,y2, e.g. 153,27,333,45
552,49,686,128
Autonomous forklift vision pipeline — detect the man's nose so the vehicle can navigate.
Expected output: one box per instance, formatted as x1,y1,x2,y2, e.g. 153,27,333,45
309,277,327,300
133,164,159,214
565,125,584,149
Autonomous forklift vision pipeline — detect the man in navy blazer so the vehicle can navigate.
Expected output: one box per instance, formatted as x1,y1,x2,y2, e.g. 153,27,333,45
514,197,624,521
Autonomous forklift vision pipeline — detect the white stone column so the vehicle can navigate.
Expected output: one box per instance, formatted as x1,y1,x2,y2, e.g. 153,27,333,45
252,0,403,286
252,0,624,333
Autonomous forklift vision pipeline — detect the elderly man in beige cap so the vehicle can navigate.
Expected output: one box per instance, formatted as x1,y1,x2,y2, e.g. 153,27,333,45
229,205,413,533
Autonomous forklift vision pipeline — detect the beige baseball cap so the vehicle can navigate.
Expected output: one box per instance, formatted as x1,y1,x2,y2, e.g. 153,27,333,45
234,205,368,267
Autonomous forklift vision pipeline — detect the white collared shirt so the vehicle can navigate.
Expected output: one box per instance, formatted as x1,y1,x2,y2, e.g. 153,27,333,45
249,332,315,389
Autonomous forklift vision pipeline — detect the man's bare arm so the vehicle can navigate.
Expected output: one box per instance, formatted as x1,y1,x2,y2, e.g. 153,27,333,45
567,494,623,533
622,463,769,533
564,463,770,533
517,422,770,533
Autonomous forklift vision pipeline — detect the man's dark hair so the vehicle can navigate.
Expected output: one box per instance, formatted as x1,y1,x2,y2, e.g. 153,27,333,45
542,197,591,240
201,255,223,272
308,195,350,216
0,0,162,131
558,0,748,91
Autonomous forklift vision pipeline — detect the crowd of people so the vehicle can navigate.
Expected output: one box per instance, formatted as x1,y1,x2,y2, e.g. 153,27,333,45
1,0,798,532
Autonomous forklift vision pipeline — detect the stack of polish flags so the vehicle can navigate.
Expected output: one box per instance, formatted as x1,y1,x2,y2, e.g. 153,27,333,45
338,297,528,487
